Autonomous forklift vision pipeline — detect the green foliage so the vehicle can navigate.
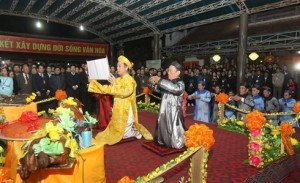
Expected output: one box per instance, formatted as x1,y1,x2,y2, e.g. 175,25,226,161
137,101,160,113
84,112,97,125
57,112,75,132
261,128,285,167
218,118,247,135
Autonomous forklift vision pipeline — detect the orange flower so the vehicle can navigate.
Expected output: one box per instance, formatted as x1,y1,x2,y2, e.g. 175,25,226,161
117,176,134,183
55,90,67,101
0,167,10,183
184,123,215,150
280,122,295,156
293,101,300,113
280,122,295,136
215,93,229,104
143,87,151,95
246,110,266,132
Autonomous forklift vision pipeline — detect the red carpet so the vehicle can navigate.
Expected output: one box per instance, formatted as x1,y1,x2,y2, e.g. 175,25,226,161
101,111,300,183
282,168,300,183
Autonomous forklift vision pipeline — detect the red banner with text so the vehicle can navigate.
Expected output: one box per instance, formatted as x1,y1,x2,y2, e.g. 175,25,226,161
0,35,108,57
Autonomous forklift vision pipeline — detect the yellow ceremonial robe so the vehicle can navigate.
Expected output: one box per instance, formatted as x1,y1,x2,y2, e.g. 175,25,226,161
88,73,153,145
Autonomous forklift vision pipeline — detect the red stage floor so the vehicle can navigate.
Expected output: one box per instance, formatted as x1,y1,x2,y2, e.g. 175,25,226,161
98,111,300,183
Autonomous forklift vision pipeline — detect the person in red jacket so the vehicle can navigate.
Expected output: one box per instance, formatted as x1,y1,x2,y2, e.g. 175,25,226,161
286,78,296,98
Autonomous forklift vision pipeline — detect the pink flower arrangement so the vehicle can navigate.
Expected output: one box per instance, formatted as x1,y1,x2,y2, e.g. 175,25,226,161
249,141,262,151
249,155,262,167
250,129,262,137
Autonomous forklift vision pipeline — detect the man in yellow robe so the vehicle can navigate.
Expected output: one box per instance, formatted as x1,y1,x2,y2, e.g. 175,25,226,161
88,56,153,145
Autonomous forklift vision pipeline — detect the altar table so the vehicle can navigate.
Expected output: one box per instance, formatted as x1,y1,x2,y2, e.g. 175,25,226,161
4,139,106,183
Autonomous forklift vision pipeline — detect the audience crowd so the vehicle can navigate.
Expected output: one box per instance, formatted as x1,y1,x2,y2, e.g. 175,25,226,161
0,61,299,127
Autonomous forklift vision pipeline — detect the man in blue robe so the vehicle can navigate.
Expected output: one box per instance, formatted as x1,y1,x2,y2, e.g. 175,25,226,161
279,90,298,127
252,85,265,111
188,80,211,123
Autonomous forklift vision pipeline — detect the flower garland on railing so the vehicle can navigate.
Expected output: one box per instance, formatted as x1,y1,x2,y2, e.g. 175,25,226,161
214,93,300,127
118,124,215,183
224,103,297,116
246,111,266,168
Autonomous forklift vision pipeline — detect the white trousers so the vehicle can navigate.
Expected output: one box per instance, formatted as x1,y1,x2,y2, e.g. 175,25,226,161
123,105,141,139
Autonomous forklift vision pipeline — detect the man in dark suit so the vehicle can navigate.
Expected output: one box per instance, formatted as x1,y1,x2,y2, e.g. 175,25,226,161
65,65,80,99
16,64,32,95
246,70,256,88
262,71,272,89
32,64,50,111
254,70,264,87
49,66,65,94
227,70,236,92
79,63,95,114
219,71,228,92
12,64,20,95
49,66,65,109
135,68,149,94
45,65,52,87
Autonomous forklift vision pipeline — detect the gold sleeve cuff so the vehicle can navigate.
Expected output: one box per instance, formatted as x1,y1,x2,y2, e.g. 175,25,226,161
88,80,103,94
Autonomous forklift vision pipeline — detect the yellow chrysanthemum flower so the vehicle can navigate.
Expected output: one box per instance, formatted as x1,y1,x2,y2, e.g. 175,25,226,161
65,133,78,158
271,129,280,137
45,122,64,141
237,121,244,126
49,131,60,141
55,107,64,115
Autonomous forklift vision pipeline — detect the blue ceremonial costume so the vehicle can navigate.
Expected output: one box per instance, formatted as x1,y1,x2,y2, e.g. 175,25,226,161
0,76,13,97
279,98,297,127
188,89,211,123
253,95,265,111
